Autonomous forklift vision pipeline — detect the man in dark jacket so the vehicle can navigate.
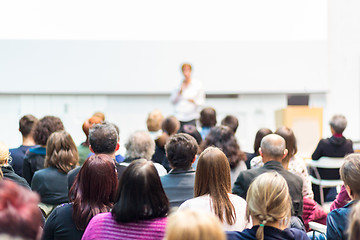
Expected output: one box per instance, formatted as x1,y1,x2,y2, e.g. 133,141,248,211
232,134,303,217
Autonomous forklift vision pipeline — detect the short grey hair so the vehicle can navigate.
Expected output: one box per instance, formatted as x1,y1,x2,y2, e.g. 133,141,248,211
125,131,155,160
330,115,347,134
260,134,286,158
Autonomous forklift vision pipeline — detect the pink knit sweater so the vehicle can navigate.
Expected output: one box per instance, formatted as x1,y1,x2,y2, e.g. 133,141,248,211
82,212,167,240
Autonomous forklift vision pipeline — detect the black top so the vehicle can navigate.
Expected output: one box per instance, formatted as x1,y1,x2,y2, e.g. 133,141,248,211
42,203,84,240
2,165,30,189
227,226,310,240
232,161,303,217
22,146,46,185
312,136,353,160
9,145,35,176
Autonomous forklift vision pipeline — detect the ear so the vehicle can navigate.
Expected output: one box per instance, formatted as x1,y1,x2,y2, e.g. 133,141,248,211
89,145,95,153
282,149,288,159
115,142,120,152
259,148,263,157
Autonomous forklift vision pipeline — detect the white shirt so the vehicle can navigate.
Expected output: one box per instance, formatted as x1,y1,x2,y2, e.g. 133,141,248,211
170,79,205,122
179,194,252,231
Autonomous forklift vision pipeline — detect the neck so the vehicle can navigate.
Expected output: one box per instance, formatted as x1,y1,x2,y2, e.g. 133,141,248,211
184,77,191,84
252,218,286,230
22,136,35,146
262,157,282,164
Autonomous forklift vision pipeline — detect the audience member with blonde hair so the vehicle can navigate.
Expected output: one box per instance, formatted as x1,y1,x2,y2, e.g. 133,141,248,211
31,131,78,209
326,153,360,240
0,141,29,189
165,209,226,240
227,172,309,240
347,201,360,240
180,147,251,231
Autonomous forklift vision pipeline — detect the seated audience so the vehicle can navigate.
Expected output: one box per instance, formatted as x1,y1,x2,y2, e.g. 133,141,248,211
77,116,102,165
227,172,309,240
42,154,118,240
221,115,239,133
82,160,169,240
23,116,64,185
0,141,29,189
251,127,314,199
200,126,247,186
119,131,167,177
161,133,198,208
161,116,181,171
199,107,217,140
67,122,120,189
348,201,360,240
10,114,38,176
178,124,202,146
0,180,43,240
326,153,360,240
233,134,303,217
165,209,226,240
179,147,251,231
245,128,272,169
31,131,78,209
312,114,353,203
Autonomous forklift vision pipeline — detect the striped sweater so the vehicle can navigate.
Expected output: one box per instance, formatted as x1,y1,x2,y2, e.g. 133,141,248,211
82,212,167,240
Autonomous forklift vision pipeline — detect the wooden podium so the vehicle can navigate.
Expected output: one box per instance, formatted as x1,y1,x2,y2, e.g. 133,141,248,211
275,106,323,158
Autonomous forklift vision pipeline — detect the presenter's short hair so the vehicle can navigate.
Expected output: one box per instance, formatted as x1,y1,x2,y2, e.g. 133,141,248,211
181,63,192,72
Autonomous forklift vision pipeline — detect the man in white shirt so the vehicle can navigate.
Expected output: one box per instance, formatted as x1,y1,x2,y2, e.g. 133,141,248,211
170,63,205,126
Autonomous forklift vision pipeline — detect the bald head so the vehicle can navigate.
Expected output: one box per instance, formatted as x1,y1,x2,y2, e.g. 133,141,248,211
260,134,288,162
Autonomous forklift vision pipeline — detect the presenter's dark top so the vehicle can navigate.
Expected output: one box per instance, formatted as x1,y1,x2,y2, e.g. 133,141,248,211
227,226,310,240
22,146,46,185
42,203,84,240
10,145,36,176
232,161,303,216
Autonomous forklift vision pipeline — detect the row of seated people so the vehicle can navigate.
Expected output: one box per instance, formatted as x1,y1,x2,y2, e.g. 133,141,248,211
0,110,355,239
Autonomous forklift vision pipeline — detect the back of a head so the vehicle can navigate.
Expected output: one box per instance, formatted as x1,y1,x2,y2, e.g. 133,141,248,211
221,115,239,133
348,201,360,240
246,172,291,240
253,128,273,155
330,114,347,134
0,142,10,166
82,116,102,137
260,134,286,160
178,124,202,145
162,116,180,136
200,107,217,127
70,154,118,230
33,116,64,146
45,130,79,173
275,126,297,162
165,133,199,170
200,125,246,169
165,209,226,240
92,112,105,121
340,153,360,198
19,115,38,138
89,123,118,154
125,131,155,160
147,110,164,132
112,159,169,223
0,180,43,240
195,147,235,225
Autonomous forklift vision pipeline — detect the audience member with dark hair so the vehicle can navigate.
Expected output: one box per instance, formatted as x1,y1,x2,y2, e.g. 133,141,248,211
178,124,202,145
0,180,43,240
227,172,309,240
118,131,167,178
180,147,251,231
245,128,272,169
161,133,199,208
23,115,64,185
312,114,353,203
160,116,181,171
233,134,304,218
221,115,239,133
10,114,38,176
77,116,102,165
200,126,247,186
67,122,120,189
326,153,360,240
199,107,217,140
165,209,226,240
0,141,29,189
42,154,118,240
31,131,78,215
82,160,169,239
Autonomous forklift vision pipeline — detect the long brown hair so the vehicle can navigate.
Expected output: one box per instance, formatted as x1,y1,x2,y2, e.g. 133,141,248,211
275,126,297,164
45,131,79,173
194,147,236,225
